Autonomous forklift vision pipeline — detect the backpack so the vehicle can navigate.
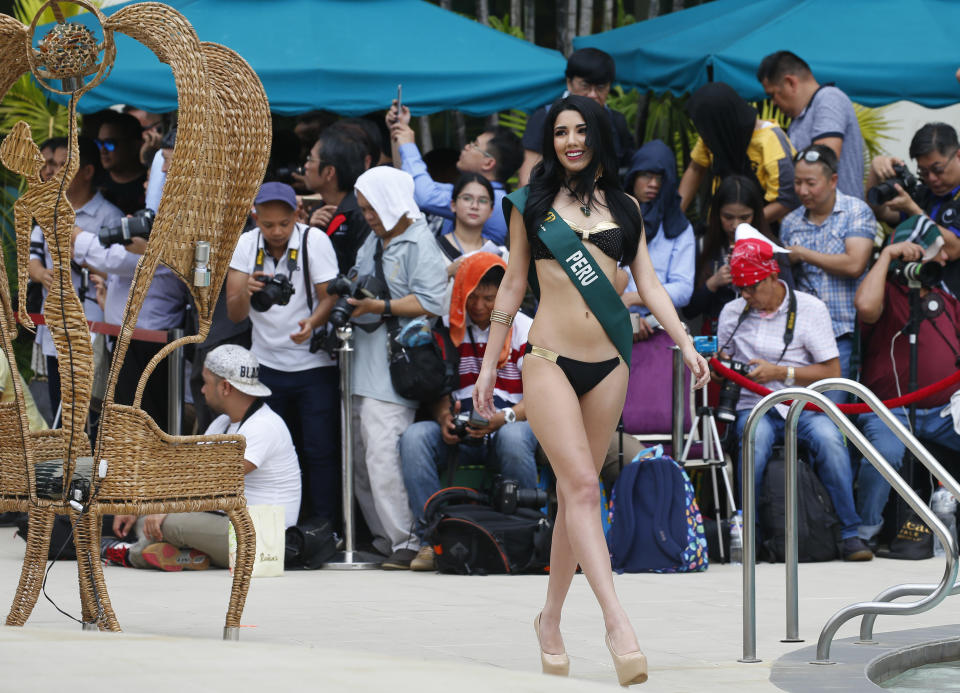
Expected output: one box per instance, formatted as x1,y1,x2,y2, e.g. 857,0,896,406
758,455,842,562
423,487,552,575
606,455,708,573
387,318,459,403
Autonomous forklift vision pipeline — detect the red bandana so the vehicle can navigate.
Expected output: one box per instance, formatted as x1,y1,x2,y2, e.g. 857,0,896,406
730,238,779,287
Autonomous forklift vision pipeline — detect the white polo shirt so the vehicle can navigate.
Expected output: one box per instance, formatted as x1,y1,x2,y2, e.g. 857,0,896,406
230,223,338,371
206,402,301,528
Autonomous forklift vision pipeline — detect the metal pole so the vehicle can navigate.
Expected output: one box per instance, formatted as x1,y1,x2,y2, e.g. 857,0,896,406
672,346,684,456
323,326,382,569
739,402,763,663
783,399,803,643
166,328,184,435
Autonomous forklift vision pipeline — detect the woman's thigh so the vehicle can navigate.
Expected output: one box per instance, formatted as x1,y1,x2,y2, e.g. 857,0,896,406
578,361,629,474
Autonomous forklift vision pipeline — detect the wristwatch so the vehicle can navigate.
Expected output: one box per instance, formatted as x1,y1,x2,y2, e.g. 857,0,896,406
784,366,796,387
382,298,392,317
502,407,517,424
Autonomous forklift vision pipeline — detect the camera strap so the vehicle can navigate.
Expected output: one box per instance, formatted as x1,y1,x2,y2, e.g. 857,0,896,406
720,282,797,364
372,240,398,336
253,228,300,280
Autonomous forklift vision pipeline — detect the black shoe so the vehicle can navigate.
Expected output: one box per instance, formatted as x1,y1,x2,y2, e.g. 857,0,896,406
381,548,417,570
842,537,874,562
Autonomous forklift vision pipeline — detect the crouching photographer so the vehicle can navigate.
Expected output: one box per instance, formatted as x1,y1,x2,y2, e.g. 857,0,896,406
226,182,341,524
399,254,539,571
868,123,960,295
716,236,873,561
852,217,960,548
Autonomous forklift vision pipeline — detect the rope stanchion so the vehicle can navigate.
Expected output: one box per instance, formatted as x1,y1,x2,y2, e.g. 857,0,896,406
16,312,170,345
709,357,960,414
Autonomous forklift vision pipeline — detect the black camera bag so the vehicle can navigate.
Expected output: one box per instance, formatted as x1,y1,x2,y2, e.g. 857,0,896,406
284,516,337,569
423,487,552,575
373,241,458,402
758,453,841,562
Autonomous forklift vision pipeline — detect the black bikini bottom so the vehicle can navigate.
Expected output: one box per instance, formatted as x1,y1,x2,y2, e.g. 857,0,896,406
524,344,623,398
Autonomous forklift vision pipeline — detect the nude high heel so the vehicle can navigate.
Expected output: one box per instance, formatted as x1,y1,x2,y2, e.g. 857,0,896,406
605,633,648,686
534,613,570,676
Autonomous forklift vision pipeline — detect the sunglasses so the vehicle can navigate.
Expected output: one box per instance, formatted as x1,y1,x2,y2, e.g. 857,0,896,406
95,138,118,153
793,148,836,173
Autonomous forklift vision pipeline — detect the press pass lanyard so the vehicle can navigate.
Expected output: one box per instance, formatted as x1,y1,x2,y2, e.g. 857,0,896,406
720,283,797,364
254,230,299,278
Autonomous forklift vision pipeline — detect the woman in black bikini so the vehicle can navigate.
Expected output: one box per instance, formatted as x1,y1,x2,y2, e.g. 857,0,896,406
474,95,709,686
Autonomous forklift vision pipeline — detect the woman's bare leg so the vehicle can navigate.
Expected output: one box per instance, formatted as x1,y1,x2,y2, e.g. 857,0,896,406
523,358,635,654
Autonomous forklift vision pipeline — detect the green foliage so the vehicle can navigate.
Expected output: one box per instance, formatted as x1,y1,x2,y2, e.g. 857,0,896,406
488,13,524,40
853,103,894,164
498,109,528,139
615,0,637,27
643,92,696,172
605,85,640,128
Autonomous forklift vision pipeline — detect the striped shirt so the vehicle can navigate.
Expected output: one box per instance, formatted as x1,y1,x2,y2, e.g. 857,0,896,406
447,311,532,409
780,191,876,337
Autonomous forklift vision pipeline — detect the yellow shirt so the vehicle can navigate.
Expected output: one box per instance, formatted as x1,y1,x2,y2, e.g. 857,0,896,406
690,120,797,205
0,350,48,431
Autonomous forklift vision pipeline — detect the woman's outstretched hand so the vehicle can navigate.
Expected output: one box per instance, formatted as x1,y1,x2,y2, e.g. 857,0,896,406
473,364,498,420
682,343,711,390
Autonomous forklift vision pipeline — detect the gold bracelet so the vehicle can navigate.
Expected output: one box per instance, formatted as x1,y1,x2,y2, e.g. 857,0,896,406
490,309,514,327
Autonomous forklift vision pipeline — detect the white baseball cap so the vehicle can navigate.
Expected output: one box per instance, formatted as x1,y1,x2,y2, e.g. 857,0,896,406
204,345,272,397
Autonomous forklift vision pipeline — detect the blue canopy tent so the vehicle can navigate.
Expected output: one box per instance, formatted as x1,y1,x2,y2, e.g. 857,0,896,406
38,0,566,115
574,0,960,107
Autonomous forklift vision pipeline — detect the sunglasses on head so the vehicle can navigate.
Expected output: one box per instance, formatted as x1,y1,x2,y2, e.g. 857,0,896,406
793,148,836,173
95,138,118,153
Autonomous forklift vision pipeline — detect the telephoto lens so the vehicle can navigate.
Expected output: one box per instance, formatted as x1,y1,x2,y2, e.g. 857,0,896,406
716,359,748,423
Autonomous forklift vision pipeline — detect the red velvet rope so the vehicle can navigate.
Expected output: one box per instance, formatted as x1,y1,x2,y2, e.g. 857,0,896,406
708,357,960,414
16,312,170,344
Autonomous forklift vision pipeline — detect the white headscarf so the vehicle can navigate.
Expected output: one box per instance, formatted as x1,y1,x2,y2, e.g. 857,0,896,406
354,166,422,232
734,222,790,254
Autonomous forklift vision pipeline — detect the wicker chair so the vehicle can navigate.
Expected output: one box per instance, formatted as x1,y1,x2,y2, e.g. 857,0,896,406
0,3,271,640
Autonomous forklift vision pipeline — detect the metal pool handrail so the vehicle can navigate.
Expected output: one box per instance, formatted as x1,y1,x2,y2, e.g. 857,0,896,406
740,384,958,664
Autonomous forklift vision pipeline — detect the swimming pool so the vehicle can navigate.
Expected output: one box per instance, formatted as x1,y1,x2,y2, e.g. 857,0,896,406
879,660,960,692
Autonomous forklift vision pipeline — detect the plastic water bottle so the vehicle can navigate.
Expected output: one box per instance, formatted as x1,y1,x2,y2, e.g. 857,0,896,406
931,484,958,558
729,511,744,565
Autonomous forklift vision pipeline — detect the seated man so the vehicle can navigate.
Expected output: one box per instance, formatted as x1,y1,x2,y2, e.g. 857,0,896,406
853,217,958,546
718,236,872,561
104,345,301,570
399,254,538,571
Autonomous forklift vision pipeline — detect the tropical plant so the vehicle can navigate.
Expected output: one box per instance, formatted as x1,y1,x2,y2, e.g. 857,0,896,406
615,0,637,26
488,12,524,40
497,109,528,140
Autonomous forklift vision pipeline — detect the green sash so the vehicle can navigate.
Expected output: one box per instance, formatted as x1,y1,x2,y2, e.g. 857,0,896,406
503,187,633,367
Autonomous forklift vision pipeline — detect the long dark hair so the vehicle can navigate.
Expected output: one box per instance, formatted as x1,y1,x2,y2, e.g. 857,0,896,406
697,175,772,285
452,172,495,202
524,95,642,264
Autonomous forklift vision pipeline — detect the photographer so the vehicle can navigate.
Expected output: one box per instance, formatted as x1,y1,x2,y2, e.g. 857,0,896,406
348,167,447,569
399,254,538,571
226,182,340,523
717,236,872,561
29,136,121,412
853,218,960,547
868,123,960,294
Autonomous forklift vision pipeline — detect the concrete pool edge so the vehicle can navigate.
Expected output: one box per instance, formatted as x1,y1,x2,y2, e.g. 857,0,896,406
770,624,960,692
866,636,960,687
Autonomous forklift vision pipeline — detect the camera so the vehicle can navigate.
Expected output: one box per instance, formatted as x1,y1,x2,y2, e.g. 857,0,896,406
889,260,943,288
250,273,295,312
693,335,717,355
309,272,388,354
491,475,548,515
452,410,489,447
98,208,155,247
716,358,749,423
867,163,924,206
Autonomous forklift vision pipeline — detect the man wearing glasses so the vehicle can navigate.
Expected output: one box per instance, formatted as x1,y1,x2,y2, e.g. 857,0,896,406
780,145,876,400
517,48,635,186
717,235,873,562
868,123,960,295
94,110,147,215
386,105,522,246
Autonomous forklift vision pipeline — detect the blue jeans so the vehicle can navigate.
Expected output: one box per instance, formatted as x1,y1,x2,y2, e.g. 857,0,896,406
399,419,539,541
824,333,854,405
856,407,960,540
259,364,340,522
736,408,861,539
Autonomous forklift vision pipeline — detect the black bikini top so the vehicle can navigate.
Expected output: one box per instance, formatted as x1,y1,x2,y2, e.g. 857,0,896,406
530,218,624,263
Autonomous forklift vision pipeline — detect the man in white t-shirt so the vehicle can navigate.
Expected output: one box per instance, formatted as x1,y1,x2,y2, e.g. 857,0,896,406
104,345,301,570
225,182,340,524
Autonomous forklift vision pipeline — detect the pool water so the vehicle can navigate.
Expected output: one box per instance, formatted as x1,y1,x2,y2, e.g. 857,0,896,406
880,661,960,692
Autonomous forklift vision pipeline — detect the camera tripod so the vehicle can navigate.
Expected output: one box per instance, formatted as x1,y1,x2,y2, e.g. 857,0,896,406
678,382,739,562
